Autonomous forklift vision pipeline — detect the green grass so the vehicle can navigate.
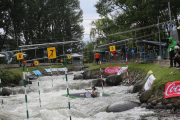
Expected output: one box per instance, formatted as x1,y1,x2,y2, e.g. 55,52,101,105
84,63,96,66
88,63,180,94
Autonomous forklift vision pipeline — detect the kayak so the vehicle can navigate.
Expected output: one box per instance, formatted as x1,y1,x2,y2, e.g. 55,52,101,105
62,92,113,98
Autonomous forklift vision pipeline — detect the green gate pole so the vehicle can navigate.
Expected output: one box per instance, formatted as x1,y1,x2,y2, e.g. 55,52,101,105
51,64,53,87
64,61,72,120
23,65,29,119
0,72,3,108
37,66,41,107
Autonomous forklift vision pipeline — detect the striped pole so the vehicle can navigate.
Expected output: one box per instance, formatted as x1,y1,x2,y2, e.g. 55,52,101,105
100,61,103,91
0,72,3,108
51,64,53,87
64,61,72,120
27,67,30,90
57,62,58,75
37,66,41,107
23,65,29,119
126,55,129,86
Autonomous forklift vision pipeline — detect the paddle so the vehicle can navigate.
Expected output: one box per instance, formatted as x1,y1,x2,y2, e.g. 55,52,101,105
85,89,91,94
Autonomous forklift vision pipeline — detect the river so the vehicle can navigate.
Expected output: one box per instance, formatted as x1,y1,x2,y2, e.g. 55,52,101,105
0,71,180,120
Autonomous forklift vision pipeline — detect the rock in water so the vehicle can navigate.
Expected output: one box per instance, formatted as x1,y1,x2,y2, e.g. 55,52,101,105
133,80,145,93
19,80,32,86
106,74,122,86
73,74,83,80
68,66,82,71
139,90,151,103
83,70,92,79
92,79,105,87
1,88,12,96
28,75,38,80
106,102,139,112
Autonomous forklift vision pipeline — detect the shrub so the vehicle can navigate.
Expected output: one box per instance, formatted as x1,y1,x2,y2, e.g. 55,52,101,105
0,69,22,86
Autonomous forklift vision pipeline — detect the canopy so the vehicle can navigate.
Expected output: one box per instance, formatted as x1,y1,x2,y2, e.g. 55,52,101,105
0,54,5,57
93,50,107,53
71,53,82,58
137,40,167,47
19,41,80,50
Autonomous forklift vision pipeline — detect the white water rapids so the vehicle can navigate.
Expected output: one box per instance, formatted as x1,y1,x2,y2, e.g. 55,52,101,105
0,71,179,120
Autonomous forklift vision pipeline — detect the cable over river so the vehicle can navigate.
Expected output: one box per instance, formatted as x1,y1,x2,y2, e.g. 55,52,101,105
0,71,180,120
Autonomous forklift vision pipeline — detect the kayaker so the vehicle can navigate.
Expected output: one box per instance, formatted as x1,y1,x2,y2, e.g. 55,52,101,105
85,86,98,97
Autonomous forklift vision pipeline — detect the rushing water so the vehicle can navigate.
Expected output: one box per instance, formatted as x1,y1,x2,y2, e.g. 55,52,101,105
0,71,180,120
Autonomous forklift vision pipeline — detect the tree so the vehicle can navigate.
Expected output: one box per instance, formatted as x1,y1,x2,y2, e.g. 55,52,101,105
0,0,84,62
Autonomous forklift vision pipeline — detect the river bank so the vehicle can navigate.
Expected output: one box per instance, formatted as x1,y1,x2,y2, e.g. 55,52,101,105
87,63,180,111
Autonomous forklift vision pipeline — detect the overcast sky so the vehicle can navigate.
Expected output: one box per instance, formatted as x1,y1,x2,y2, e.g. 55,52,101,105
79,0,100,41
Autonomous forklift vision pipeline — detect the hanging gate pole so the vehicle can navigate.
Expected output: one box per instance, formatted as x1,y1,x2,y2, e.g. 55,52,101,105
126,55,129,86
51,64,53,88
64,61,72,120
0,72,3,108
100,61,103,91
23,65,29,119
37,66,41,107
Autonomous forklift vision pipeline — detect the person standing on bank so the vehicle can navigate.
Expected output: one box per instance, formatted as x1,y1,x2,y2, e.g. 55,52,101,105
94,52,100,65
174,46,180,68
168,37,177,67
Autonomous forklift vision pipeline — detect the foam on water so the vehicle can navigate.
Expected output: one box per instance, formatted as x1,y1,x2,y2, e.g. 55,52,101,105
0,71,157,120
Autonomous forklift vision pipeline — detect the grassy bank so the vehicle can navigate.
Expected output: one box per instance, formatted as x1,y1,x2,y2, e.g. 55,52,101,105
88,63,180,94
11,64,72,75
0,64,72,86
0,69,22,86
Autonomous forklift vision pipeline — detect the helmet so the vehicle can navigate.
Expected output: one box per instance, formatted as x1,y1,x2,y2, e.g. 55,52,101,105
92,86,96,89
174,46,179,49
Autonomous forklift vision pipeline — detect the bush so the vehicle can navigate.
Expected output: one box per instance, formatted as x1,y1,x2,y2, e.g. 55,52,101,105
0,69,22,86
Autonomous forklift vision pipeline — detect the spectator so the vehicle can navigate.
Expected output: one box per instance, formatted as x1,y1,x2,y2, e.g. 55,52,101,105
134,46,137,53
126,47,130,60
126,47,130,55
108,51,111,61
174,46,180,68
23,59,26,68
121,46,126,61
177,40,180,47
134,46,138,59
147,45,153,51
94,52,100,65
168,37,177,67
32,59,34,67
131,47,135,59
110,52,113,59
153,46,159,56
140,46,144,52
112,51,116,60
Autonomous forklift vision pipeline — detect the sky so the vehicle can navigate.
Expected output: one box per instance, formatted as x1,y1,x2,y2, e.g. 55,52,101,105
0,0,100,41
79,0,100,41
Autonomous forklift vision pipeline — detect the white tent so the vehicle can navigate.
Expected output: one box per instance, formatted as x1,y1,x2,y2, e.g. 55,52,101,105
0,54,5,57
71,53,82,58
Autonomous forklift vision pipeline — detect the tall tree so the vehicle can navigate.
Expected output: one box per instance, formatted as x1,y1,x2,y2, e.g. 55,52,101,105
0,0,84,61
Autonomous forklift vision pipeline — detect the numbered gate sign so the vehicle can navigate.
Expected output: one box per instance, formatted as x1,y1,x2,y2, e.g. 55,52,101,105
109,46,116,52
17,53,24,60
67,55,71,59
61,59,63,62
47,47,57,59
34,61,39,65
